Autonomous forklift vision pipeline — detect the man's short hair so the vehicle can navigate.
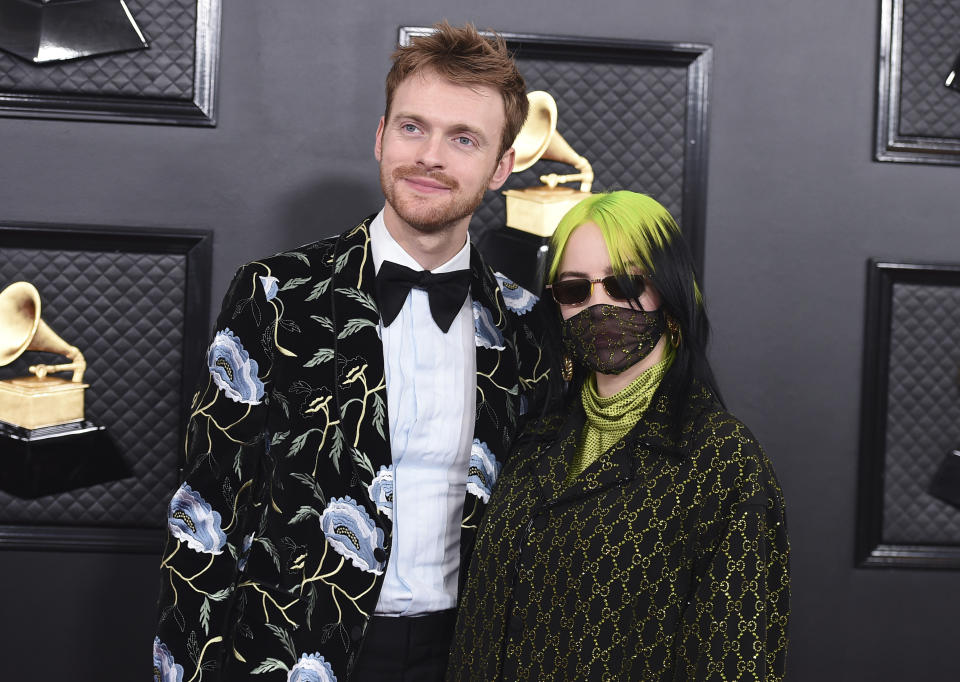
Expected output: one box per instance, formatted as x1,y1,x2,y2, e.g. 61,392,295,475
385,21,529,159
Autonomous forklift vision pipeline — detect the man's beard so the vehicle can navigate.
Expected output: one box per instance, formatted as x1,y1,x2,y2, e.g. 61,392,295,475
380,164,490,235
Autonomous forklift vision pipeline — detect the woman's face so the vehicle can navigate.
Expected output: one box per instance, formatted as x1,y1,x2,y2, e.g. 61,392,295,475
554,222,661,320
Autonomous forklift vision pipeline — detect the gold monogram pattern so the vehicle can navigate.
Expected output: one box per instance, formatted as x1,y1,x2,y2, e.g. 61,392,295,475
448,386,790,681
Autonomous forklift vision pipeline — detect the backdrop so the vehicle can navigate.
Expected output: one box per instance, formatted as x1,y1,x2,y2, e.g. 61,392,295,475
0,1,958,679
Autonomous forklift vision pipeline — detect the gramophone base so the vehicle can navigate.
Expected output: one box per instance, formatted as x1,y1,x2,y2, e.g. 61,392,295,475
475,225,550,294
0,420,128,499
0,375,88,430
503,187,592,237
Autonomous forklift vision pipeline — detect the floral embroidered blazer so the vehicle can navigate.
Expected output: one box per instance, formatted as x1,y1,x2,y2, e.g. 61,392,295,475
153,216,549,682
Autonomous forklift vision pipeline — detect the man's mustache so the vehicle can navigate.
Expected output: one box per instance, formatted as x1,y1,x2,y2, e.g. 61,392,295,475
392,166,460,191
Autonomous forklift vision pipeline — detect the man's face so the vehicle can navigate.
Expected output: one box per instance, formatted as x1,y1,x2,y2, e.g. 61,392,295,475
375,70,515,236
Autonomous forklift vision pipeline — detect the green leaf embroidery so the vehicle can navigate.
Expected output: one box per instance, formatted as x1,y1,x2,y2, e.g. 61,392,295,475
278,250,311,266
199,597,211,635
271,431,290,446
304,348,334,367
350,447,375,477
290,472,325,504
255,537,280,571
305,583,318,630
372,393,386,440
251,658,289,674
233,447,243,479
337,317,376,339
288,505,322,525
266,623,297,661
279,276,311,292
289,430,315,458
335,287,378,314
310,315,334,332
208,588,232,602
306,277,331,301
330,426,345,474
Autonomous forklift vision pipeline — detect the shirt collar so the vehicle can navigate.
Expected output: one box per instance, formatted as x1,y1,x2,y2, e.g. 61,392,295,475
370,208,471,275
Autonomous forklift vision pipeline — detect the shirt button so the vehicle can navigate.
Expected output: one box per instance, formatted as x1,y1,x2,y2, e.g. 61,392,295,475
373,547,387,563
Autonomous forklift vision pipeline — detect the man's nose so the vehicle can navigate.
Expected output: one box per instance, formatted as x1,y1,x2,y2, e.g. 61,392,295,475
416,134,445,169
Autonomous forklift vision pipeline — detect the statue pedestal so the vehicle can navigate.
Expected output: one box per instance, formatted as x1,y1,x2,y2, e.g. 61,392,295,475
475,225,551,294
0,420,128,499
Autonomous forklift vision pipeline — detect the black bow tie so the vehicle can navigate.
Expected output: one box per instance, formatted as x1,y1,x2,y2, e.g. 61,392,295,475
375,260,472,333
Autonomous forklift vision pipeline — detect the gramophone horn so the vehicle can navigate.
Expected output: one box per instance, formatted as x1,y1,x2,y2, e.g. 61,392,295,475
0,281,86,382
511,91,593,192
513,91,558,172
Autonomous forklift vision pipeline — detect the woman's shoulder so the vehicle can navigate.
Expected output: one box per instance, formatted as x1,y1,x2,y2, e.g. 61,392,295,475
680,388,780,488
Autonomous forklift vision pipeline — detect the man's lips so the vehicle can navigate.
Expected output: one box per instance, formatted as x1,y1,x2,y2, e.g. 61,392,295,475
402,176,451,193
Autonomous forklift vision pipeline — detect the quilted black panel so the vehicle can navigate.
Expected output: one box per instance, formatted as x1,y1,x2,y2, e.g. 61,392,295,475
470,57,688,241
0,248,185,528
882,281,960,544
898,0,960,140
0,0,197,100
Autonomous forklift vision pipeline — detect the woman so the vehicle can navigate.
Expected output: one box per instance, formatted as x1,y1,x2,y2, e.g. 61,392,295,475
447,192,789,681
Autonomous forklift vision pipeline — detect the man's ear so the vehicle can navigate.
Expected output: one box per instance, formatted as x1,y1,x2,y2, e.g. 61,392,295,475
374,116,385,161
488,147,515,190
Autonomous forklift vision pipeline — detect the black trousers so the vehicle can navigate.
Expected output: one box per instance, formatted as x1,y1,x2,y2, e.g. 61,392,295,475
352,609,457,681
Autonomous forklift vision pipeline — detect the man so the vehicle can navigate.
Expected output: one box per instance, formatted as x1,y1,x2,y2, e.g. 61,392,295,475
153,21,548,682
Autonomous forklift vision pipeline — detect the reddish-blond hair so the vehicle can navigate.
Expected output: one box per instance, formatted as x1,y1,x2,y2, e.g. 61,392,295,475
385,21,528,158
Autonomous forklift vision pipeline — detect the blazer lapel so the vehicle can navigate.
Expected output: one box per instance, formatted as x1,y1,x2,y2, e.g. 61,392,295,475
330,218,392,500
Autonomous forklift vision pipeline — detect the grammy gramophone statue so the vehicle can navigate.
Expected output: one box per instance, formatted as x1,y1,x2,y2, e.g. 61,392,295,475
0,281,125,498
503,90,594,237
0,281,89,430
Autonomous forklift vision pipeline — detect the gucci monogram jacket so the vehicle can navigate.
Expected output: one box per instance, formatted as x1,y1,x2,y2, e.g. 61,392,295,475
448,383,790,681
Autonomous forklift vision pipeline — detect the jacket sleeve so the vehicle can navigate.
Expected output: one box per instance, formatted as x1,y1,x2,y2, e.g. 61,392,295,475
673,458,791,681
153,263,274,681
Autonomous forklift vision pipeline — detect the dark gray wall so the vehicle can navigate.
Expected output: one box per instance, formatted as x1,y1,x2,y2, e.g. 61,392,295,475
1,1,957,679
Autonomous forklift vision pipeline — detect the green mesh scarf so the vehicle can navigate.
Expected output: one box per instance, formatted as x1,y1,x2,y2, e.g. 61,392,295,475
566,352,674,484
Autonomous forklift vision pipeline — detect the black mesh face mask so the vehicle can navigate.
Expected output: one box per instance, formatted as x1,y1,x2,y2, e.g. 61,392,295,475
560,303,666,375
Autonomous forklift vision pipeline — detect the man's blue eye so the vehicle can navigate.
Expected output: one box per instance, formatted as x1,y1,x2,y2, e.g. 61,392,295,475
402,124,419,133
457,136,474,146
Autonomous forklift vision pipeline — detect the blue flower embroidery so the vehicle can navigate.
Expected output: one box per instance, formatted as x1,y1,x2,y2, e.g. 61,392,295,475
288,653,337,682
494,272,538,314
367,466,394,520
207,328,265,405
153,637,184,682
473,302,505,350
167,483,227,555
259,275,279,301
320,496,386,575
237,533,254,572
466,440,502,503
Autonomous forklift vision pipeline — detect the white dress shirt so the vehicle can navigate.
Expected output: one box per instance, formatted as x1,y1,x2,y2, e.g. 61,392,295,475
368,209,476,616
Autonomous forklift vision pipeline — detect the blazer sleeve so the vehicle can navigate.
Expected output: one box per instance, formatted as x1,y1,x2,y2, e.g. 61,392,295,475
673,455,791,681
153,263,274,681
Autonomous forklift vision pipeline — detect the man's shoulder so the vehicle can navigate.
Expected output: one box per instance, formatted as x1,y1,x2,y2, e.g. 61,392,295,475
239,217,376,278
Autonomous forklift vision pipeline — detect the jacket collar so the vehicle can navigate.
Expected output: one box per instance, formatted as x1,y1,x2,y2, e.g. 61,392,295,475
530,378,695,505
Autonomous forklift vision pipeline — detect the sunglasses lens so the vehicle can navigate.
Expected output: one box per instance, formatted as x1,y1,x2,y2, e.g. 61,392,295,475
551,279,591,305
603,275,645,300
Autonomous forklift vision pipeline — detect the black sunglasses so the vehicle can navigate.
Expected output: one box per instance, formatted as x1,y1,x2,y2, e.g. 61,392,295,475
547,274,647,306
